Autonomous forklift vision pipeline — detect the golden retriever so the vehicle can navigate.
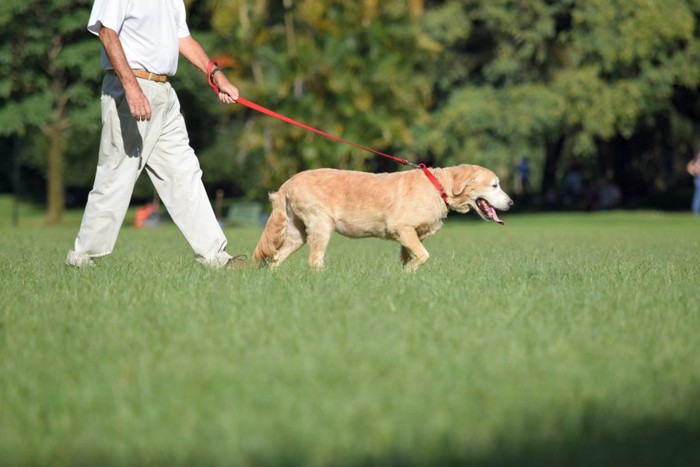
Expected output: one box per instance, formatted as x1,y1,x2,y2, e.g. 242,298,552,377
253,164,513,271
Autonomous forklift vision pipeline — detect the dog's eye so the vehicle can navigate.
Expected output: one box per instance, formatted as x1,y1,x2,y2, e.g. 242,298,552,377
492,183,498,188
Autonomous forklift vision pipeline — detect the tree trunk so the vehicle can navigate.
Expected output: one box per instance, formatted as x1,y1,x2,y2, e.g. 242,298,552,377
409,0,425,17
12,135,21,226
542,136,565,196
45,125,65,225
44,35,68,226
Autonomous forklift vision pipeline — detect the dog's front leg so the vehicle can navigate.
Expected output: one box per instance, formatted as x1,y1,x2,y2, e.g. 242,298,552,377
400,246,412,267
396,228,429,272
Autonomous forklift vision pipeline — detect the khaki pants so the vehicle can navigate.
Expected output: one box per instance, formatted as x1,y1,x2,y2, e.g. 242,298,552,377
67,75,232,268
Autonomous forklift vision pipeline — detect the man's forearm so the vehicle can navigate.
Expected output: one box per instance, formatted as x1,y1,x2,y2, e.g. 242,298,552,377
179,35,211,74
99,27,140,92
179,35,239,103
99,26,151,121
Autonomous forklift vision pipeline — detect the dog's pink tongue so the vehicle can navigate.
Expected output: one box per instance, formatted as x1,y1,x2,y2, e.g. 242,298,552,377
485,204,505,225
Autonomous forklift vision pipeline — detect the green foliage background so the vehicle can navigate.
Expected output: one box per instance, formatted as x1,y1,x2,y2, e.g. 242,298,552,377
2,0,700,218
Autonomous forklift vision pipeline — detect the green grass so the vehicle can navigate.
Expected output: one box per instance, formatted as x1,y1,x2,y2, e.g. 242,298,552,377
1,210,699,466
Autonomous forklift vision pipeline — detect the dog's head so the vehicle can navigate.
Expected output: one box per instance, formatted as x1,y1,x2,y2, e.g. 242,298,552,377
445,165,513,224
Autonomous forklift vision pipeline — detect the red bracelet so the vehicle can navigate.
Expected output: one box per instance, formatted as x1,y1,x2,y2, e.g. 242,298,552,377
206,59,220,94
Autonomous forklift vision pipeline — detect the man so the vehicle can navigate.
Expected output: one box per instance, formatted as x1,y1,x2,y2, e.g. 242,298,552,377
66,0,245,269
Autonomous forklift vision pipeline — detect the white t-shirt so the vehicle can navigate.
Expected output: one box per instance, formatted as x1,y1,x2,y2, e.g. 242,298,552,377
87,0,190,76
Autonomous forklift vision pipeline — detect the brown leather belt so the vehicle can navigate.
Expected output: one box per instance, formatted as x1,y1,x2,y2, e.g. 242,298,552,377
106,69,168,83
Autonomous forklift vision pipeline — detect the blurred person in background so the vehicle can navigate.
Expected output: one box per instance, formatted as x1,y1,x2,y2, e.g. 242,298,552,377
687,151,700,216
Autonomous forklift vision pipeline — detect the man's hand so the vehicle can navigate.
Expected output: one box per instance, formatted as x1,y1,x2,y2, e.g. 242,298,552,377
124,82,152,121
213,71,239,104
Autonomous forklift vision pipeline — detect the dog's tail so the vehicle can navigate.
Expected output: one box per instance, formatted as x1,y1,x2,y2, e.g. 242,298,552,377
253,191,287,264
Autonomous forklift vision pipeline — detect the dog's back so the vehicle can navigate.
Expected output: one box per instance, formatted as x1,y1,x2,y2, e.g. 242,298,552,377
287,168,445,233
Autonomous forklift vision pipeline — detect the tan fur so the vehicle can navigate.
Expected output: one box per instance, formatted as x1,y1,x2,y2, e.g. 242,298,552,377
253,164,513,271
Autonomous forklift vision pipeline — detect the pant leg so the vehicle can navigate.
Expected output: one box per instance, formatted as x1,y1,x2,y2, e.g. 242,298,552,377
144,84,232,268
693,177,700,215
68,75,150,265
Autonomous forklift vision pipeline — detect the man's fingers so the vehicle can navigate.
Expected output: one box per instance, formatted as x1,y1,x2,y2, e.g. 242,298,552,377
131,111,150,121
218,88,239,104
130,103,152,121
126,90,152,121
217,81,240,104
219,93,237,104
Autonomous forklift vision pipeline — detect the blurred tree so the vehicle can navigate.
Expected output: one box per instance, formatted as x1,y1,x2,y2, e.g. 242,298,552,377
3,0,700,213
415,0,700,203
197,0,440,197
0,0,101,224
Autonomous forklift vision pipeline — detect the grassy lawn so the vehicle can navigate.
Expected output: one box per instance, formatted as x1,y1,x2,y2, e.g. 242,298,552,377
1,205,699,466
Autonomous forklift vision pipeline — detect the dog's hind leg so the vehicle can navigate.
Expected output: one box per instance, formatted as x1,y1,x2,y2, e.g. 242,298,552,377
396,228,429,272
306,218,334,270
271,215,306,268
254,191,289,265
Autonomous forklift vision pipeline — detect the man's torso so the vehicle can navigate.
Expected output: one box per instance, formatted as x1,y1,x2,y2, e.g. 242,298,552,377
88,0,190,76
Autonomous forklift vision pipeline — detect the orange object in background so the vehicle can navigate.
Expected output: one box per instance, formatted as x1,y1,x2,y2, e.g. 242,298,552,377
134,203,156,229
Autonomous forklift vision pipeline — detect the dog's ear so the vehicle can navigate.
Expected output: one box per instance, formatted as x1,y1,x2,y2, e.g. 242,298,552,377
451,165,480,197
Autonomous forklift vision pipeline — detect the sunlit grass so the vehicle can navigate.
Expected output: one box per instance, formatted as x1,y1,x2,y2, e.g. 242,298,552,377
1,211,699,466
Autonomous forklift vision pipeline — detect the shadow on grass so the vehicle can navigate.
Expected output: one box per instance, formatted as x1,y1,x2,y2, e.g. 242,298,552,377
481,420,697,467
12,414,697,467
363,416,700,467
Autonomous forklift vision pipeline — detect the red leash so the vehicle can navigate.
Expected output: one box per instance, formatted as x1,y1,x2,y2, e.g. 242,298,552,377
237,97,411,167
206,61,448,204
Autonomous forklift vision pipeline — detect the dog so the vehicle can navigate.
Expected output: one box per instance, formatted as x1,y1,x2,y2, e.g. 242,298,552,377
253,164,513,271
